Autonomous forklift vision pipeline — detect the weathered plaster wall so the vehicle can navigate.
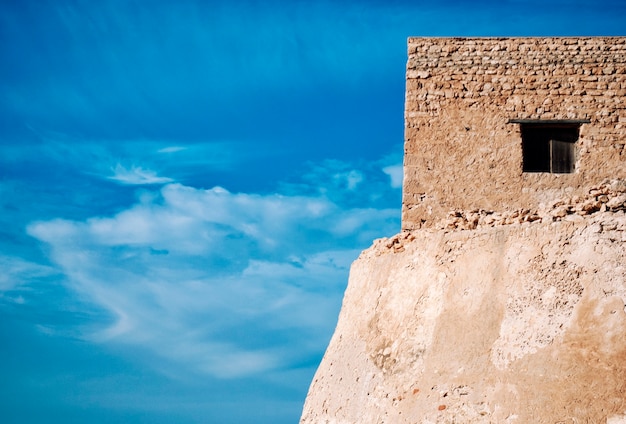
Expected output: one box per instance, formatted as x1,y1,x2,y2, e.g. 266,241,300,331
300,183,626,423
403,37,626,230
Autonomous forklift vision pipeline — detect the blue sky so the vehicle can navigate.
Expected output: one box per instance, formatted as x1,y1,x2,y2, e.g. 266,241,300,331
0,1,624,422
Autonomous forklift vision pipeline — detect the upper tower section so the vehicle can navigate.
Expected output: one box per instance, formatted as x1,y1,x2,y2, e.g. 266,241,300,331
402,37,626,230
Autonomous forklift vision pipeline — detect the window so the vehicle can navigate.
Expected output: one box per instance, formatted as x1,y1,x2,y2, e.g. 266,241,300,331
509,120,588,174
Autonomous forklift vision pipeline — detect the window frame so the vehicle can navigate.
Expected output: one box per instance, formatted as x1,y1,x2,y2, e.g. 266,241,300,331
508,119,588,174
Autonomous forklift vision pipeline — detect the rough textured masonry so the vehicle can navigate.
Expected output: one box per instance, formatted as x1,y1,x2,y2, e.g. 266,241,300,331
301,182,626,423
301,38,626,423
403,37,626,230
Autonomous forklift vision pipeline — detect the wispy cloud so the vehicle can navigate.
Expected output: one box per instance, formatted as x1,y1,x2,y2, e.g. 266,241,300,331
383,163,403,188
0,255,58,292
278,156,403,209
157,146,187,154
0,129,246,190
27,175,399,378
108,164,174,185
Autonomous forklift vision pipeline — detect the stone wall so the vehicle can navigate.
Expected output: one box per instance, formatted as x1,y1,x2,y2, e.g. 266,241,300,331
403,37,626,230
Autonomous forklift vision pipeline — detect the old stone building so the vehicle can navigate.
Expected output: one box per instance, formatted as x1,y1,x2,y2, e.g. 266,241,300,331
403,37,626,230
301,37,626,424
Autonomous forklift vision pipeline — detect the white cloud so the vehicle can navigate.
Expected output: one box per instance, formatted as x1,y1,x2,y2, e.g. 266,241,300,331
0,255,58,292
334,169,364,191
278,158,403,212
157,146,187,153
108,164,174,185
382,164,403,188
27,181,399,378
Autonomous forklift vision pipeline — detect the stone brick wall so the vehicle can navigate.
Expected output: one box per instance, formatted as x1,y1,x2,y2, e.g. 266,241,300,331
403,37,626,230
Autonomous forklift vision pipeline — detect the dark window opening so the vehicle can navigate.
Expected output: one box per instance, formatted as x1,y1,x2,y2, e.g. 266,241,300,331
520,123,580,173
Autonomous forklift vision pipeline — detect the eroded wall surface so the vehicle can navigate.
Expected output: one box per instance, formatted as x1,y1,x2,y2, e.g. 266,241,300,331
301,184,626,423
403,37,626,230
